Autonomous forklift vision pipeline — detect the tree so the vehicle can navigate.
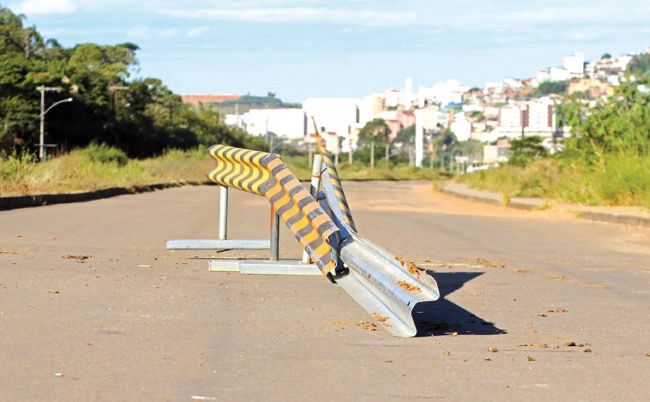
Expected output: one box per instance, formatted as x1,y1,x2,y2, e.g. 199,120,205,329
601,53,612,60
508,136,548,167
0,6,265,157
627,53,650,77
358,118,389,169
558,76,650,162
536,81,568,96
394,124,415,164
432,128,457,169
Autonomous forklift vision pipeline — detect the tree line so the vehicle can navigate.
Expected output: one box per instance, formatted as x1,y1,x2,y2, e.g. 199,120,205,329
0,5,266,158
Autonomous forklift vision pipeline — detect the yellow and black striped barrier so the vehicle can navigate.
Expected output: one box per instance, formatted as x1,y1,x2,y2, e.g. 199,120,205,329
314,134,356,231
207,144,339,276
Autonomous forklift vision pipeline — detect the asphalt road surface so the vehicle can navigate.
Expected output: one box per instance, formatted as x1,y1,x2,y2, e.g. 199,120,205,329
1,182,649,401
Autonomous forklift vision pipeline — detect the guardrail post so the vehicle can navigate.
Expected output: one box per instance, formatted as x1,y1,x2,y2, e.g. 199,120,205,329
270,208,280,261
218,186,228,240
302,154,323,263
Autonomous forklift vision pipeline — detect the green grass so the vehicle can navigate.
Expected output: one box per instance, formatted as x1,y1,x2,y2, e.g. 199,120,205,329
283,155,446,181
0,147,213,196
0,147,446,197
460,155,650,209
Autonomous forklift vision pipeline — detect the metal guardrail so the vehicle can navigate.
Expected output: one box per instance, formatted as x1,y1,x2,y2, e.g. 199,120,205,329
313,134,357,232
169,141,440,337
166,183,272,254
315,138,440,336
207,145,340,277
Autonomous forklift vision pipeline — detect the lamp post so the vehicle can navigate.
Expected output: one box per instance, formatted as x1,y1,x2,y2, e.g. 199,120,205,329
37,85,72,159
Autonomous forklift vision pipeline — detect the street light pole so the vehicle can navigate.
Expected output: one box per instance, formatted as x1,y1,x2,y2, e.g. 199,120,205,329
39,88,45,159
37,85,72,160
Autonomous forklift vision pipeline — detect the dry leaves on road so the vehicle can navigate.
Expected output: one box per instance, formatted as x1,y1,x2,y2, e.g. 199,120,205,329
549,274,570,281
62,255,91,262
371,313,390,326
329,320,378,332
358,322,378,331
518,343,549,349
0,248,31,254
476,257,507,268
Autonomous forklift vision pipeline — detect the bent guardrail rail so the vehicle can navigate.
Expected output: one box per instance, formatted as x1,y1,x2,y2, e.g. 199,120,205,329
314,135,439,336
187,142,440,337
207,144,340,277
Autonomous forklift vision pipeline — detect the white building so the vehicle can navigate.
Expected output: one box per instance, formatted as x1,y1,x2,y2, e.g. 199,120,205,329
450,112,471,142
404,77,413,95
503,78,523,90
490,98,556,140
500,105,523,126
550,67,571,81
590,54,633,78
302,98,360,153
462,104,483,113
563,52,585,76
417,79,468,108
226,108,306,140
537,69,551,82
358,94,385,126
403,77,414,108
413,107,441,167
384,87,402,109
526,98,555,134
537,52,584,83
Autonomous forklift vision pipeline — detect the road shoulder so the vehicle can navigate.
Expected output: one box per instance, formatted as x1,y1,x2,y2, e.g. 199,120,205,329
441,182,650,228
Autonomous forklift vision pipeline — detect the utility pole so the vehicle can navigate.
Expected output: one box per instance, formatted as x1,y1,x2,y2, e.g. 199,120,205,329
348,125,353,165
37,85,68,160
335,136,339,166
308,142,313,166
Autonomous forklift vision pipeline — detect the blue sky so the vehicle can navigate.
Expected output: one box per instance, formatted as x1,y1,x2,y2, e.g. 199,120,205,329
10,0,650,102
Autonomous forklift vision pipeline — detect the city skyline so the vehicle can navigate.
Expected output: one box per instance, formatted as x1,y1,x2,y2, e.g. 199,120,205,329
9,0,650,101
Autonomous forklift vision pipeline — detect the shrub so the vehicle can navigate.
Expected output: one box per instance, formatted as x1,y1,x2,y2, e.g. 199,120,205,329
85,143,129,166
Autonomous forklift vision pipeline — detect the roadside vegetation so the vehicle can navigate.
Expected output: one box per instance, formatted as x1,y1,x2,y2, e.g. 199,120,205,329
0,145,211,195
0,145,447,196
0,5,445,197
284,154,446,181
0,6,266,158
461,67,650,209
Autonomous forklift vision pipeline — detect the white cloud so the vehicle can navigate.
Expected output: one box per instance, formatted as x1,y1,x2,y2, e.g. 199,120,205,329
164,7,417,26
127,24,179,40
11,0,78,15
568,31,601,41
186,26,209,38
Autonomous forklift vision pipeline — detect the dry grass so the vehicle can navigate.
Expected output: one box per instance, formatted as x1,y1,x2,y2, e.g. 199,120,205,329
460,155,650,209
1,147,445,197
0,148,212,196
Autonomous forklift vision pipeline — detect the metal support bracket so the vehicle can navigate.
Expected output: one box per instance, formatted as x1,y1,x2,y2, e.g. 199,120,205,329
166,239,270,250
209,259,320,276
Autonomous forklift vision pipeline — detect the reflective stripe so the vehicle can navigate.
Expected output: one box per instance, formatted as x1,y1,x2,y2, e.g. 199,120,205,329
207,144,339,275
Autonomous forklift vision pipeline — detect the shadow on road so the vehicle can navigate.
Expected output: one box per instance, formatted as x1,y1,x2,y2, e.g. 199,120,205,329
413,271,507,337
